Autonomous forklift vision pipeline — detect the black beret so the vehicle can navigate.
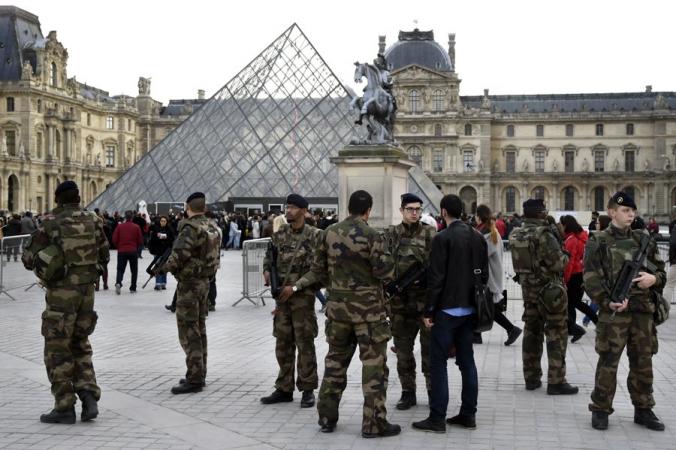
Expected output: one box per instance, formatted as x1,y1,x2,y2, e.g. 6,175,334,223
401,193,423,206
55,180,79,196
609,191,636,210
186,192,205,203
286,194,308,209
522,198,546,212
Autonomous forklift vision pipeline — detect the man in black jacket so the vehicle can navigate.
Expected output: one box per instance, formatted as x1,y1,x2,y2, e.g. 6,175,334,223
413,194,487,433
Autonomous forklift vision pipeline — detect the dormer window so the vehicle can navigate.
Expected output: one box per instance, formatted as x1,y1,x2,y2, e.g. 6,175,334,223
50,62,57,87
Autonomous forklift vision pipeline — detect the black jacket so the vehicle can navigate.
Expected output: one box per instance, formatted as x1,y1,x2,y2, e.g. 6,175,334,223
425,220,488,317
148,224,175,256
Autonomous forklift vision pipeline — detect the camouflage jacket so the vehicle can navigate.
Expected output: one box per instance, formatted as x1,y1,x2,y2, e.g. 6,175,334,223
583,224,666,313
163,214,221,281
297,215,394,323
22,204,110,287
510,218,568,287
384,221,436,312
263,223,323,294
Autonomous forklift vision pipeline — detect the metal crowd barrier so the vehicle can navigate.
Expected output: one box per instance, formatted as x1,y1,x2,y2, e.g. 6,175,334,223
233,237,272,307
0,234,34,300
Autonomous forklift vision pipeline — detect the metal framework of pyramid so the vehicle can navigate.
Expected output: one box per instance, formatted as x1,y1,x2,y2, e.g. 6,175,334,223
90,24,355,211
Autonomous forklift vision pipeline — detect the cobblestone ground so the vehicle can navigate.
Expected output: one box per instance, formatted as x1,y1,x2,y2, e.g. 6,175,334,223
1,251,675,449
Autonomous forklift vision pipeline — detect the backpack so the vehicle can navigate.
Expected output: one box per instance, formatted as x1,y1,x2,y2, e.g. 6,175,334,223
202,220,222,277
509,226,539,275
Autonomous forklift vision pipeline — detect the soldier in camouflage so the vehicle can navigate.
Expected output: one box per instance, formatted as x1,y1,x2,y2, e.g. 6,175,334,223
584,191,666,431
261,194,322,408
297,190,400,438
157,192,222,395
22,181,110,424
383,193,435,410
508,199,578,395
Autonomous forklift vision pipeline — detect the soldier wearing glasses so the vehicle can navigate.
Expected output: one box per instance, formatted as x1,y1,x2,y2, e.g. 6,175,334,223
384,193,436,410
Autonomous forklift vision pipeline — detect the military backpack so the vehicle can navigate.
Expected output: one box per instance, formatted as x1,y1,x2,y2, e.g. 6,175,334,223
201,220,222,277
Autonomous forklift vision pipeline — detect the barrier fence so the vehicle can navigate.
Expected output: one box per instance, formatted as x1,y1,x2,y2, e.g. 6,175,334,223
233,237,272,307
0,234,36,300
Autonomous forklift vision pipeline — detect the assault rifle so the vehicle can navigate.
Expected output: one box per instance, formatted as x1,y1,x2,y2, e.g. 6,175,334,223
610,234,651,306
142,248,171,289
384,261,426,299
266,241,282,299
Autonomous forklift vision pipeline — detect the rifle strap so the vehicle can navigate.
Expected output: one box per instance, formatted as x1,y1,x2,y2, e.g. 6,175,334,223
281,228,304,286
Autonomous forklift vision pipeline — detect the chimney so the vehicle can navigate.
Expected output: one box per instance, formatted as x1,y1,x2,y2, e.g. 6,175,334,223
645,85,652,93
378,35,386,54
197,89,205,100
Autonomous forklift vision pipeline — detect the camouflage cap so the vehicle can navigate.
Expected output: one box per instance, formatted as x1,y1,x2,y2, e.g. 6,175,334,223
609,191,637,210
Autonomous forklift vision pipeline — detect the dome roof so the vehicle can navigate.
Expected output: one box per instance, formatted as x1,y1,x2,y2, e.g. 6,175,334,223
384,29,452,73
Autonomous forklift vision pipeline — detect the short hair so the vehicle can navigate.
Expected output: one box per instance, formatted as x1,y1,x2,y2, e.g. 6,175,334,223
124,210,134,220
187,198,206,213
439,194,462,219
475,204,492,223
348,190,373,215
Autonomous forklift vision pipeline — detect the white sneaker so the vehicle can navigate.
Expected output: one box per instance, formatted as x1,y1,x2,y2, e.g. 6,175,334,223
115,284,121,295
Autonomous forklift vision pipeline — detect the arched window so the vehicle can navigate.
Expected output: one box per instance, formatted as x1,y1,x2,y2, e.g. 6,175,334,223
464,123,472,136
593,186,605,212
408,146,422,166
409,90,420,113
532,186,545,201
50,62,57,87
55,130,61,158
505,186,516,213
563,186,576,210
624,186,636,202
434,124,442,137
433,90,444,112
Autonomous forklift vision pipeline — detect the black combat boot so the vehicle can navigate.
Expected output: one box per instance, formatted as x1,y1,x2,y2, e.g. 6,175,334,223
446,413,476,428
412,417,445,433
591,411,608,430
300,390,315,408
634,408,665,431
547,382,579,395
570,324,586,343
78,391,99,422
171,382,202,394
260,389,293,404
318,419,335,433
362,422,401,438
179,378,206,387
525,380,542,391
396,391,417,410
40,407,76,424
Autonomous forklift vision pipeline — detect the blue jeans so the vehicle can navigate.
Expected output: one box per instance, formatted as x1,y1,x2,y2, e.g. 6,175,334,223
155,273,167,286
429,311,478,421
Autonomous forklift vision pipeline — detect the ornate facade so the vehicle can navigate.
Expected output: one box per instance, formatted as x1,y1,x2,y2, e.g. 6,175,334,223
0,6,202,213
385,29,676,220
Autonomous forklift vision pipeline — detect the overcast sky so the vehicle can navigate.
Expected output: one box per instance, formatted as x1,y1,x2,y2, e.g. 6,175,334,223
15,0,675,104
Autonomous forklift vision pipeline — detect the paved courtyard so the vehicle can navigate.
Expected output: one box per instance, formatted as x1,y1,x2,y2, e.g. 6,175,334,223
1,250,675,449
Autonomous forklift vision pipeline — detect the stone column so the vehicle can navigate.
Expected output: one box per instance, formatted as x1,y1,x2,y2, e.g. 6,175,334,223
330,144,415,229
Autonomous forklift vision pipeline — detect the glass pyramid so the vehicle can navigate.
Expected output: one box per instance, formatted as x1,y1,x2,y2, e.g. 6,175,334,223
90,24,355,211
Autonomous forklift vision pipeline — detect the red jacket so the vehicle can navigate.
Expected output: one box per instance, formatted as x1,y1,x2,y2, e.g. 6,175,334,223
563,230,588,284
112,221,144,254
495,219,507,238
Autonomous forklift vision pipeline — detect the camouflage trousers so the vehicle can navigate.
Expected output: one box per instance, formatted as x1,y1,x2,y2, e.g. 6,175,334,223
391,311,430,392
318,320,391,434
176,279,209,384
521,285,569,384
272,293,318,392
42,284,100,411
589,311,657,414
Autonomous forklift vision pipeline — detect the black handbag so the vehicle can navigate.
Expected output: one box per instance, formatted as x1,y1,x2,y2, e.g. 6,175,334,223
468,225,493,332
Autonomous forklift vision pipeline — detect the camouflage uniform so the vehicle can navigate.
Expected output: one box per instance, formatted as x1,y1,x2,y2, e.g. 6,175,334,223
509,218,570,385
262,223,322,393
384,221,435,393
297,216,394,434
583,225,666,414
163,214,221,385
22,204,110,412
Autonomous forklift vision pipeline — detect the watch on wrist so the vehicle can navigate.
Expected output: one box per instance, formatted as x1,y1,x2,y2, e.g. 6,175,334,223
292,285,298,293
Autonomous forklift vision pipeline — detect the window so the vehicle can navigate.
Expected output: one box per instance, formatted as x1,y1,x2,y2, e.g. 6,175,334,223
626,123,634,135
593,187,605,212
624,186,636,202
87,113,91,126
464,123,472,136
106,116,114,129
127,119,131,131
433,90,444,112
594,150,605,172
432,149,443,172
50,62,57,87
536,124,544,137
463,150,474,172
505,187,516,212
506,125,514,137
434,124,442,137
565,124,574,137
533,187,545,201
6,97,14,112
625,150,635,172
36,131,43,158
534,150,545,173
564,186,576,210
564,150,575,173
408,146,422,166
5,130,16,156
506,151,516,173
595,123,604,136
105,145,115,167
409,90,419,113
55,130,61,158
37,99,42,113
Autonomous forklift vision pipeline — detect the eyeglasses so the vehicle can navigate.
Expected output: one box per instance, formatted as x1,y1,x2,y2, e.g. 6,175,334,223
404,207,422,214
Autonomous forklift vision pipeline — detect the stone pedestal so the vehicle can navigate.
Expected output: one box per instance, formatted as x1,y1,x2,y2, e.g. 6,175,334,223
330,144,414,229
